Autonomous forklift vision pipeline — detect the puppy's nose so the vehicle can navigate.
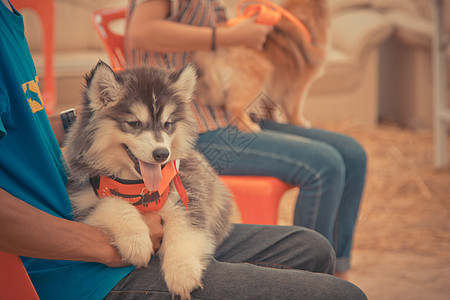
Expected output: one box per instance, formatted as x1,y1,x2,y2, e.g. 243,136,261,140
153,148,170,163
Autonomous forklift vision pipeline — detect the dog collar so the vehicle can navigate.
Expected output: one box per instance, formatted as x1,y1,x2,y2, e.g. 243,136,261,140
90,160,189,212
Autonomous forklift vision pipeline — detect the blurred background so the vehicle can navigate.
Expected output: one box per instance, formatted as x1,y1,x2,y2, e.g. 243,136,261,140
15,0,450,298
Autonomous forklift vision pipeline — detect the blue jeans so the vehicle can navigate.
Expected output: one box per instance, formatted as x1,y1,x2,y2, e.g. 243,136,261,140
106,224,367,299
196,120,367,273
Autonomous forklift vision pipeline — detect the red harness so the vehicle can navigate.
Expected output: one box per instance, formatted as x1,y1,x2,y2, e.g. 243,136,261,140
90,161,189,212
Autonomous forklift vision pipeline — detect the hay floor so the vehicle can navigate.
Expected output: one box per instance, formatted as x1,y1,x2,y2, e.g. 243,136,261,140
275,121,450,299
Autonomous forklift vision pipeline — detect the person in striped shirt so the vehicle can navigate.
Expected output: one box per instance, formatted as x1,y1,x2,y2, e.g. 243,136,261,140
126,0,367,284
0,0,366,298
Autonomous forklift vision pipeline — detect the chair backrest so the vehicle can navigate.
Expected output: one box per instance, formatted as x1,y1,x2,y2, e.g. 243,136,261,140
13,0,56,114
92,7,126,71
0,251,40,299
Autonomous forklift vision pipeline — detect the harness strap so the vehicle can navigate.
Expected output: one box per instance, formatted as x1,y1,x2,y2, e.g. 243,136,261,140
90,160,189,212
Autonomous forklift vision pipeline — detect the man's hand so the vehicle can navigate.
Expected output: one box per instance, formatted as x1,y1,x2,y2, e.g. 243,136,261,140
0,188,139,268
141,212,164,252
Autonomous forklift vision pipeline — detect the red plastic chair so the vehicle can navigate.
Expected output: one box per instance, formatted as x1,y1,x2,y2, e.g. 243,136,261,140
0,251,40,299
92,7,294,225
220,176,292,224
13,0,57,115
92,7,126,72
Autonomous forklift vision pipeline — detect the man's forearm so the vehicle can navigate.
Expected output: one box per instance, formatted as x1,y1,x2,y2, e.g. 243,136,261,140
0,188,124,267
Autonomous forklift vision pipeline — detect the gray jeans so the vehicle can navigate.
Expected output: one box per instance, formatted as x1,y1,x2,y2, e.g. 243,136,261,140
105,224,367,299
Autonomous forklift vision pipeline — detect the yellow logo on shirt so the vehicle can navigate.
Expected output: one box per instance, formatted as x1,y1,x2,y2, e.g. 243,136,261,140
22,76,44,113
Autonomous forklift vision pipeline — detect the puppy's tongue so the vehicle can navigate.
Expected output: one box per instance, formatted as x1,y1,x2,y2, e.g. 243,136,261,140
138,160,162,191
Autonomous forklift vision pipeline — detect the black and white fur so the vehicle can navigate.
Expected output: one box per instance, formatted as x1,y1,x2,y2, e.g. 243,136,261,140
64,61,233,299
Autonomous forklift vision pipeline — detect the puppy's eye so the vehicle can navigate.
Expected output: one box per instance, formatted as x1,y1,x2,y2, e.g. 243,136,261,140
126,121,142,128
164,121,173,130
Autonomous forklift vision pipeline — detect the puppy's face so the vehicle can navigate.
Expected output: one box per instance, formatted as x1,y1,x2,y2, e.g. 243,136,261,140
81,61,198,186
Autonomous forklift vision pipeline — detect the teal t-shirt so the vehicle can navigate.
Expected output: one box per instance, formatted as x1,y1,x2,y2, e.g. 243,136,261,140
0,2,133,299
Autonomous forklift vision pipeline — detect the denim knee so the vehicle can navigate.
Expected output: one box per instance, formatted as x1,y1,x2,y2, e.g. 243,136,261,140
320,147,346,184
293,143,345,189
340,135,367,176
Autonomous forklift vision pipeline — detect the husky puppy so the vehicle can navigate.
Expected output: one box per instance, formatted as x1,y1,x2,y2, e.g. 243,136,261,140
194,0,330,131
64,61,233,299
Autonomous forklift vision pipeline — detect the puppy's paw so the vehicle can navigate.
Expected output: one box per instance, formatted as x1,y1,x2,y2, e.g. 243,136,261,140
82,198,154,268
114,232,154,268
244,121,261,132
163,257,204,300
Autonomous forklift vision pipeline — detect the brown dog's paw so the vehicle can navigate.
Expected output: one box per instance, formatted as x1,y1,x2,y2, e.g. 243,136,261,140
239,121,261,132
232,113,261,132
291,115,311,128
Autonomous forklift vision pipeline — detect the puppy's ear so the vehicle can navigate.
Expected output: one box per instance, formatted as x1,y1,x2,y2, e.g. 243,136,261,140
170,64,197,103
84,60,124,110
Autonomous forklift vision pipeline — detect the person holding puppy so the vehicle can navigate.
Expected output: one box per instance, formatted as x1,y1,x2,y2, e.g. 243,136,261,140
0,0,367,298
126,0,367,279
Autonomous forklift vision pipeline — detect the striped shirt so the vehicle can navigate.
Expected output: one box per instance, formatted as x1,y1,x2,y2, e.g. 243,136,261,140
126,0,231,133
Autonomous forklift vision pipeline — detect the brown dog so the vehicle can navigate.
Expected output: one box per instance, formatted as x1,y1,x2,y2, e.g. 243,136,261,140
194,0,330,131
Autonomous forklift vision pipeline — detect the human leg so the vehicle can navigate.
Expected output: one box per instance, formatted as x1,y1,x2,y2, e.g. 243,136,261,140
196,125,345,252
105,224,367,299
214,224,335,273
196,122,366,273
259,120,367,272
